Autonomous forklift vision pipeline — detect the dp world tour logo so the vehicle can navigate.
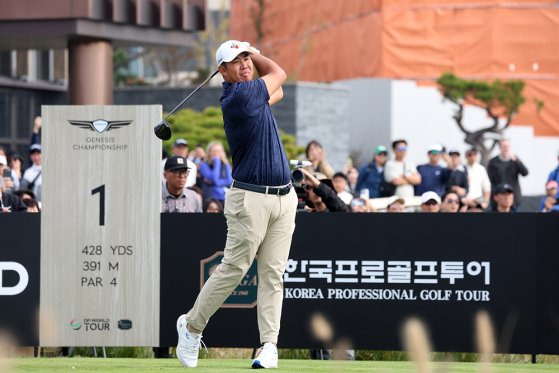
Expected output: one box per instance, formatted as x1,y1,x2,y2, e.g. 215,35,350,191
68,119,132,133
68,319,82,330
201,251,258,308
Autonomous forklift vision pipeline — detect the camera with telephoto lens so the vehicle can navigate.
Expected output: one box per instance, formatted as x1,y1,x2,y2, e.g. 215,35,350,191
290,160,311,187
290,160,312,211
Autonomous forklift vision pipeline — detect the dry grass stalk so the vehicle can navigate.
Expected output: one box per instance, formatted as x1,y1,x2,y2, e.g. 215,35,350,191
402,317,432,373
476,310,495,373
310,312,333,344
0,329,16,373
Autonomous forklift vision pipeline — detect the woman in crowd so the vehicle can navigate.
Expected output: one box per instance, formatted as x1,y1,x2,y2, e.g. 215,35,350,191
198,141,232,203
203,198,223,213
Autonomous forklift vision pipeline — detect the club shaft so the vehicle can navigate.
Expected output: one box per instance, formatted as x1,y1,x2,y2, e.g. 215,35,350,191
163,70,219,121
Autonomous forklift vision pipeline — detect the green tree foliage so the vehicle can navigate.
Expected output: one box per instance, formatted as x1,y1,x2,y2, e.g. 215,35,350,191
113,48,134,86
163,107,304,161
437,73,525,117
437,73,533,165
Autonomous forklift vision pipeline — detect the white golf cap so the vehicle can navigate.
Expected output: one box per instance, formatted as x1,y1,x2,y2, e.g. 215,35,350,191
216,40,252,66
0,155,6,165
421,191,441,204
427,143,443,153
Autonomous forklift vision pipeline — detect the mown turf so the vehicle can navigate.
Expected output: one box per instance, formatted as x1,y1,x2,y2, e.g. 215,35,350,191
7,358,559,373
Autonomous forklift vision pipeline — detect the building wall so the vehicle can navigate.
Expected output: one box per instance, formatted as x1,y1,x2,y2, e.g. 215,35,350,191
0,86,66,160
229,0,559,138
294,82,349,171
336,79,392,166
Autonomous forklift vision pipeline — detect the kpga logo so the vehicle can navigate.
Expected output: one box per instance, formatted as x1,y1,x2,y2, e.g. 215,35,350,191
0,261,29,296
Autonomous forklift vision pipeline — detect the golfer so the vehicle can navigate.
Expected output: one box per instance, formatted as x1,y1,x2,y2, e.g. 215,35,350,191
176,40,297,369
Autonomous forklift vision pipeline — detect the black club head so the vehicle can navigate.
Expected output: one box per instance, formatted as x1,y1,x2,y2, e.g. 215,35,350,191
154,120,172,140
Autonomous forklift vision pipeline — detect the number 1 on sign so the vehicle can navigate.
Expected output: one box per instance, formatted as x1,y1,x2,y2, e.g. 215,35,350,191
92,185,105,226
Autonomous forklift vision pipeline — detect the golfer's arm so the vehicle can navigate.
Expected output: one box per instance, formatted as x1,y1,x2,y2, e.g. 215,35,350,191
268,86,283,106
251,53,286,100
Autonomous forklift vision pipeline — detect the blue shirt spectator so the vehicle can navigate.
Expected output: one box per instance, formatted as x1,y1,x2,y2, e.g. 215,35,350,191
416,164,450,196
540,180,559,212
356,145,388,198
198,141,233,202
547,152,559,199
415,144,451,196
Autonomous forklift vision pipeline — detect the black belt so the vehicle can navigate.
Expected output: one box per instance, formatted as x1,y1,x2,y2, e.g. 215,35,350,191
232,180,292,196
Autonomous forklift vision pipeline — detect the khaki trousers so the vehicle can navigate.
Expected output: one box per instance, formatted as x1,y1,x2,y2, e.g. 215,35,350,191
186,186,297,344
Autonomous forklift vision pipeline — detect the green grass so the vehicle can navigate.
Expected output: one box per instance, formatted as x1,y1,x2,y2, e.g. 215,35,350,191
8,358,559,373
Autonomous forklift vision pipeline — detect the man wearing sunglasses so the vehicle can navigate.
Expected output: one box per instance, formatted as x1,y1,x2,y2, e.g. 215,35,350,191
162,156,202,213
384,139,421,198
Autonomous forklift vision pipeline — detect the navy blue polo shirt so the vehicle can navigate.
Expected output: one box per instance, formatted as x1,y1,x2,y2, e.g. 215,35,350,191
416,163,451,196
221,78,290,186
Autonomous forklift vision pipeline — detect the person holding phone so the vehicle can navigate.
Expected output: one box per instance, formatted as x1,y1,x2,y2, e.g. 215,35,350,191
7,152,24,190
0,155,14,193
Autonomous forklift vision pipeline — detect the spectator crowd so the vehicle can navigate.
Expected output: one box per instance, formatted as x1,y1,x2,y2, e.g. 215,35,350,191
157,136,556,215
2,116,558,215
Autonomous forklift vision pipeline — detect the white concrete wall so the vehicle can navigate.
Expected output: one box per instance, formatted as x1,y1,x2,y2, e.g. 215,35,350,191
295,82,350,172
335,79,392,166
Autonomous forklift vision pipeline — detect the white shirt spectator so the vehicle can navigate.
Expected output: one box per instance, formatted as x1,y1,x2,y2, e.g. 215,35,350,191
466,162,491,202
22,164,42,201
384,160,418,198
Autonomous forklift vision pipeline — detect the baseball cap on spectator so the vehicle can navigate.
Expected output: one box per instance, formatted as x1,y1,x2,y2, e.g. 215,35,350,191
29,144,41,153
216,40,253,66
173,138,188,147
448,148,460,156
386,196,405,208
546,180,558,190
164,156,190,171
374,145,388,155
421,191,441,204
0,155,6,165
427,143,443,154
495,183,514,194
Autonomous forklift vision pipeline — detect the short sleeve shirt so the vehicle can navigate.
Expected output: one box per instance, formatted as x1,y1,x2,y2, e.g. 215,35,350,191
221,78,290,186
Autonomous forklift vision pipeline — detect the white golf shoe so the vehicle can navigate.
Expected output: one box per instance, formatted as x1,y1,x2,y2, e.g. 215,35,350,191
251,342,278,369
176,314,203,368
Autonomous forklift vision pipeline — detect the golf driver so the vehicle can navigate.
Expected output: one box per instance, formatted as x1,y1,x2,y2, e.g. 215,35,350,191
154,70,219,140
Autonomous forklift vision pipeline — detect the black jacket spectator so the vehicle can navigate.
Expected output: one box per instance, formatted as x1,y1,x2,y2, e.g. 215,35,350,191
446,168,469,196
312,183,350,212
487,156,528,207
1,191,27,212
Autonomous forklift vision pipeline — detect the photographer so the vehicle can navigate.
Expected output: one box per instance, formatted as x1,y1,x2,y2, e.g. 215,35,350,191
300,168,349,212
